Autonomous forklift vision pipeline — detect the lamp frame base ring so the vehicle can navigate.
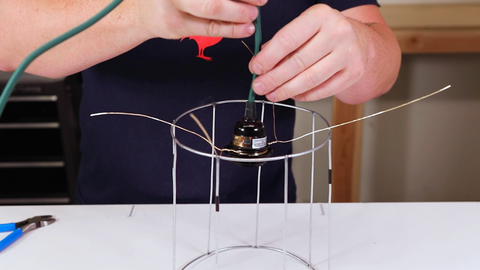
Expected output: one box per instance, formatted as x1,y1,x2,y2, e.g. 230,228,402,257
180,245,316,270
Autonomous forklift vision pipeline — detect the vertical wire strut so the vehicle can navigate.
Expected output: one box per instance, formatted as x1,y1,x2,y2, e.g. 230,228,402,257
255,161,262,247
215,157,221,269
309,113,316,267
255,101,266,248
283,157,289,270
127,205,136,217
172,127,178,270
207,103,217,254
328,138,332,270
215,157,220,212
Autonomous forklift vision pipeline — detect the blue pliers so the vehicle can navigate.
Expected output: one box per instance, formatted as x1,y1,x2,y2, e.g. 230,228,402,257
0,215,56,252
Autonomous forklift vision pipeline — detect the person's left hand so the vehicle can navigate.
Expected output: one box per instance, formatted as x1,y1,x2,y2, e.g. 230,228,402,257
248,4,370,102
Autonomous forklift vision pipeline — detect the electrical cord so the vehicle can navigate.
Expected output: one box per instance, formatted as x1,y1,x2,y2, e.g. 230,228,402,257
248,7,262,103
0,0,124,117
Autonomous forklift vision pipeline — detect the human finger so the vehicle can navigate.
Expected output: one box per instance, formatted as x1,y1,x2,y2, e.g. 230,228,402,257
250,32,332,96
175,0,261,24
264,53,345,102
248,7,324,75
292,70,352,101
236,0,268,7
179,12,256,38
292,56,365,102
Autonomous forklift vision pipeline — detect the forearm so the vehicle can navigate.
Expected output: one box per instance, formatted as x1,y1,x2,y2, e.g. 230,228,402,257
0,0,263,78
0,0,147,78
336,9,401,104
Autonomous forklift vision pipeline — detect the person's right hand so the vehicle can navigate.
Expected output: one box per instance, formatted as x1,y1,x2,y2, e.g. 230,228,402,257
138,0,266,39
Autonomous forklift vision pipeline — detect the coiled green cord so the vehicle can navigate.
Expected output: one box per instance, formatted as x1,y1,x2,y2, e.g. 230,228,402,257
248,7,262,103
0,0,124,117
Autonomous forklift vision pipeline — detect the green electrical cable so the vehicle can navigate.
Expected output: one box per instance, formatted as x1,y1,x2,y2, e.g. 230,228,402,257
248,7,262,103
0,0,123,117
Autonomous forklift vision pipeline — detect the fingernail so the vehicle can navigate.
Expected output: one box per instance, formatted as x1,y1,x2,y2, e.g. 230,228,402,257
248,58,254,74
253,63,263,75
250,8,258,20
246,24,255,35
259,0,268,5
253,82,266,95
266,92,276,102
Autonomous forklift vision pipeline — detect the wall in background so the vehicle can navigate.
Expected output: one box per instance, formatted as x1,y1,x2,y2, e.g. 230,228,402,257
293,53,480,203
360,54,480,202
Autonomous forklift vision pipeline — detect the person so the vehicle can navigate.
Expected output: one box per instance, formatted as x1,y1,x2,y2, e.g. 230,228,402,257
0,0,401,204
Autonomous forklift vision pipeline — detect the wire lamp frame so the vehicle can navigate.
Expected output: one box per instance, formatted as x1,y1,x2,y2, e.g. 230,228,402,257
170,100,333,270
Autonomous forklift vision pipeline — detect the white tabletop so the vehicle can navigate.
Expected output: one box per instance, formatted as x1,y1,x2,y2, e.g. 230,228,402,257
0,202,479,270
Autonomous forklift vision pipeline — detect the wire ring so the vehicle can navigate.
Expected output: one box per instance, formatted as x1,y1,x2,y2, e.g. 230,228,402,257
171,99,331,164
181,245,316,270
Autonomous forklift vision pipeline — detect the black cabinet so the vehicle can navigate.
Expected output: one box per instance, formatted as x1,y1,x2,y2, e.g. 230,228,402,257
0,72,81,204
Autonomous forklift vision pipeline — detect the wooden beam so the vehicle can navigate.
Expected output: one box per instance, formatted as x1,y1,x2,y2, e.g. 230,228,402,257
331,98,363,202
380,4,480,29
380,4,480,53
395,29,480,54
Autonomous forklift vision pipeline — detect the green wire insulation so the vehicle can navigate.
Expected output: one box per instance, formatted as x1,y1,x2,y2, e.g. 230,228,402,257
248,7,262,103
0,0,124,117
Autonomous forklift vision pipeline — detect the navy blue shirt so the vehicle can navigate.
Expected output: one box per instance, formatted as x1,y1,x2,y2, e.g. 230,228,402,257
78,0,379,204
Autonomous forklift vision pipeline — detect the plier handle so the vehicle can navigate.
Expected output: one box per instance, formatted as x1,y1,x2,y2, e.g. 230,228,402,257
0,215,56,252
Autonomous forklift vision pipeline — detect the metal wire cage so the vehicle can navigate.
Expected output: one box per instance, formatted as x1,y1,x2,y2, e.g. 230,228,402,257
170,100,332,270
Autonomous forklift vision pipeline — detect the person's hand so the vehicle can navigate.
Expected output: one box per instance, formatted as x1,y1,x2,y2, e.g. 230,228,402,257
138,0,267,39
248,4,370,102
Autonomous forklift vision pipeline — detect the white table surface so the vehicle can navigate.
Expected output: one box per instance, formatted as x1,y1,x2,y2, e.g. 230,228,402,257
1,202,479,270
